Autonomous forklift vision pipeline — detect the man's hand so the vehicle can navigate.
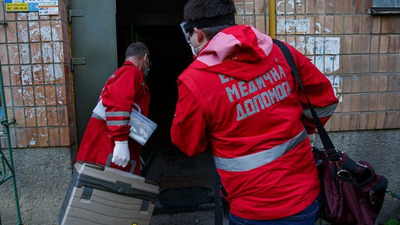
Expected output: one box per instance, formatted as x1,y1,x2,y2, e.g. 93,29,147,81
112,141,130,167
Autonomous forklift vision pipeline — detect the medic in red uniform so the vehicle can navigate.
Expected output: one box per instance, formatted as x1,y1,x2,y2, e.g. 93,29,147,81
171,9,338,222
76,42,151,175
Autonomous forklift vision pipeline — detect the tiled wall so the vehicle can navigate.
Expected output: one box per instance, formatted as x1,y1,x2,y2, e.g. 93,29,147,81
0,0,74,148
235,0,400,132
0,0,398,148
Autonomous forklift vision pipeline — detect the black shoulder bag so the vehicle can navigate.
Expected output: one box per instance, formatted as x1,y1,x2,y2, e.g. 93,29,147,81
273,39,388,225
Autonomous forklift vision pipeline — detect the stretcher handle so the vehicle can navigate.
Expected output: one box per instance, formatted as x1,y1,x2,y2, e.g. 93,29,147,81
106,154,136,174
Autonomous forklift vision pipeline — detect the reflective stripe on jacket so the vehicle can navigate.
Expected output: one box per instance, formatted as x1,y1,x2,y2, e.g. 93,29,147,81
171,25,338,220
76,61,150,175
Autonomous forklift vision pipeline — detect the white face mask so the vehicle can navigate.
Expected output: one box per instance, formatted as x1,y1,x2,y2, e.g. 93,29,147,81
181,22,202,57
189,44,197,57
144,67,150,78
142,55,150,77
192,42,206,56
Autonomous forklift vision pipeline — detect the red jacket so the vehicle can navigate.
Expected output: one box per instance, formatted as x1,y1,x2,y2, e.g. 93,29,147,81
76,61,150,174
171,25,338,219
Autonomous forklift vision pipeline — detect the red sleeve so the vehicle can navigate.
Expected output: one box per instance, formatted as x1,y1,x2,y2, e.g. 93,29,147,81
287,43,339,133
102,65,143,141
170,80,208,156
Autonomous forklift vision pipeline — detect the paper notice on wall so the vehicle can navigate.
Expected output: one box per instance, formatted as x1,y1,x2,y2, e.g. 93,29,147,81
38,1,59,15
5,2,29,11
5,0,58,12
327,75,343,102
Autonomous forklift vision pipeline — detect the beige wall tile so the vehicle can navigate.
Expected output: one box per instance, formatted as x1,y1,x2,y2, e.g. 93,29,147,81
361,15,372,34
376,112,385,129
360,36,370,54
28,21,40,42
37,127,49,146
46,106,58,126
43,64,55,84
14,107,25,126
48,127,59,146
384,112,395,129
352,36,361,53
367,113,377,129
59,126,70,146
305,0,315,14
351,94,360,112
340,114,351,131
34,86,46,106
12,87,23,106
353,15,362,34
360,75,369,92
0,25,6,43
19,43,30,64
369,55,379,73
5,11,16,21
41,42,54,63
30,42,42,63
40,21,52,41
21,65,32,85
377,94,387,111
390,17,400,33
369,94,378,110
32,64,43,84
45,85,56,105
333,16,343,34
16,127,27,147
351,76,361,92
25,107,36,127
10,65,21,85
56,85,67,105
388,35,399,54
36,107,47,127
23,86,34,106
381,17,391,34
6,22,17,43
0,44,8,64
8,44,19,64
387,94,396,111
1,65,11,86
378,75,388,92
360,94,369,111
17,21,28,42
16,13,27,21
342,94,351,112
25,129,40,147
359,113,368,130
371,17,381,34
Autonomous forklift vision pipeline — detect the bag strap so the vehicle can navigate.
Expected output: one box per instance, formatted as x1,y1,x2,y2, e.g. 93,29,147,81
272,39,341,161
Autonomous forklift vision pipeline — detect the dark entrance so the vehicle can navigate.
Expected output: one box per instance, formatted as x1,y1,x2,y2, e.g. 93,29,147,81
115,0,219,214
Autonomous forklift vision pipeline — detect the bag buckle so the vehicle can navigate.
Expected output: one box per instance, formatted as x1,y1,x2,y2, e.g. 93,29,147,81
336,167,353,182
335,161,352,182
325,148,342,161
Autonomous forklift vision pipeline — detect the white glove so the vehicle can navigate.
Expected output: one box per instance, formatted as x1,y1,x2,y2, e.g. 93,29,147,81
112,141,130,168
308,133,315,147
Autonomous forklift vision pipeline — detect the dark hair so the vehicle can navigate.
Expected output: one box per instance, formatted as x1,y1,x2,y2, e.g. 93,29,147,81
183,0,236,40
125,42,149,59
184,0,236,22
201,25,233,40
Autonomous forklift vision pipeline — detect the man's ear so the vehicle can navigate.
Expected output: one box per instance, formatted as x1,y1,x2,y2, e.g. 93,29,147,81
193,27,205,43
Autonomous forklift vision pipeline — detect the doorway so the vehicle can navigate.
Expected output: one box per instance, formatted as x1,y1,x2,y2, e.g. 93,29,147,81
115,0,218,213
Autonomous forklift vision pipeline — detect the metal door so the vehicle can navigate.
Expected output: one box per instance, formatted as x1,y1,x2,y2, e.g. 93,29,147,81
70,0,118,145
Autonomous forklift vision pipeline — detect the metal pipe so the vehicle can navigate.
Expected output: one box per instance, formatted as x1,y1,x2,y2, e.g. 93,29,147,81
0,58,22,224
268,0,276,38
